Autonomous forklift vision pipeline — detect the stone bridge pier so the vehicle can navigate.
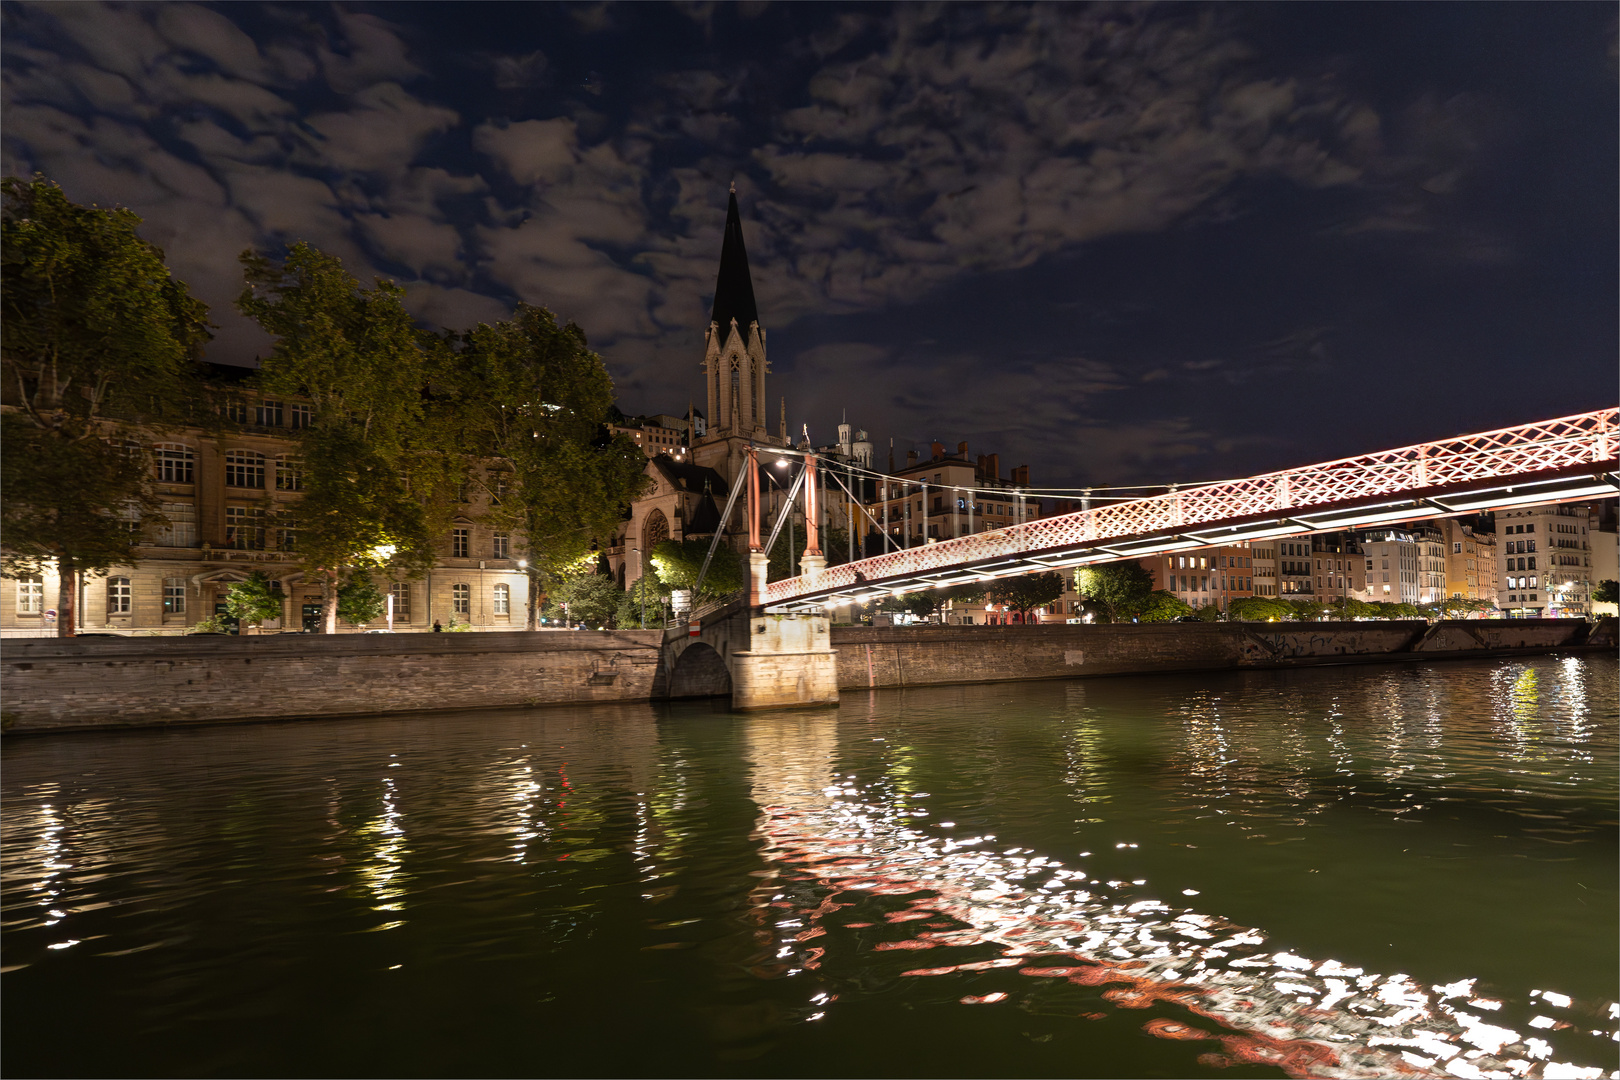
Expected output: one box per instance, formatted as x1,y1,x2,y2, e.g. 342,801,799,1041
656,451,840,710
655,596,838,710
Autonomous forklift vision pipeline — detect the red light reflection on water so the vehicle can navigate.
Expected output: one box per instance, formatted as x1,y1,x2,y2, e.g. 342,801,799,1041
746,795,1616,1080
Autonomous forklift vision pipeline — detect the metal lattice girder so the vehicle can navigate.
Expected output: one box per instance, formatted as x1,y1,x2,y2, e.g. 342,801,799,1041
763,408,1619,610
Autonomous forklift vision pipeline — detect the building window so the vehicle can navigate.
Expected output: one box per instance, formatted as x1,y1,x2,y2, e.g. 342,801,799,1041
492,533,509,560
256,400,283,427
226,507,265,550
453,583,470,614
276,456,303,492
493,583,510,615
452,528,470,558
390,583,411,622
491,472,510,505
108,576,131,614
16,575,43,614
289,404,312,430
157,502,197,547
163,578,186,615
225,450,265,489
275,512,298,553
154,443,195,483
223,400,248,424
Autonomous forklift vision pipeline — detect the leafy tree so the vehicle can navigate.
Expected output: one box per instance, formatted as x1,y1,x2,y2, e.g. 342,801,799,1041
987,570,1066,620
1076,562,1154,622
879,591,939,619
187,614,231,634
1369,601,1424,620
550,568,621,629
1589,579,1616,604
1228,596,1291,621
649,537,744,601
224,571,284,629
1195,602,1222,622
1287,598,1330,621
337,573,387,627
453,304,647,629
238,243,452,633
1424,596,1495,619
1137,590,1194,622
1325,596,1375,620
617,564,670,629
1,176,210,636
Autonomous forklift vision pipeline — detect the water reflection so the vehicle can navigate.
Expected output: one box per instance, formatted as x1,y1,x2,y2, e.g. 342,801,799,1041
741,663,1619,1080
1,661,1613,1079
356,763,409,926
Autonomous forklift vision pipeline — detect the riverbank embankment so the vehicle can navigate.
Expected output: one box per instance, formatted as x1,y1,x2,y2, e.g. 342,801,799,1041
2,629,662,734
831,617,1614,690
2,618,1611,734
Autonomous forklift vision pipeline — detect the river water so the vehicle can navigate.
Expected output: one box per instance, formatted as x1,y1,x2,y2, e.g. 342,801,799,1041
4,655,1616,1079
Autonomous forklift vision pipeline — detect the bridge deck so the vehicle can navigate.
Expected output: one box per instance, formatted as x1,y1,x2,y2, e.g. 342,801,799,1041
765,408,1619,612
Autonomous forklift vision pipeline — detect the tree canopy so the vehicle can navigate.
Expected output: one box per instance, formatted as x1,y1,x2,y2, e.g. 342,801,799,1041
1076,562,1154,622
986,570,1066,618
1,176,211,635
1137,590,1194,622
454,304,647,627
649,537,744,601
238,243,456,632
224,571,284,629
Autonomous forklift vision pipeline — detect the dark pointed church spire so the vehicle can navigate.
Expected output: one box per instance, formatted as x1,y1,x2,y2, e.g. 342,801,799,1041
710,184,758,334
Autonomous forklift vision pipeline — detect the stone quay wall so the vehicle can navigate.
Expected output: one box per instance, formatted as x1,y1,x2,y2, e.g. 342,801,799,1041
3,619,1611,735
2,630,663,735
828,618,1614,691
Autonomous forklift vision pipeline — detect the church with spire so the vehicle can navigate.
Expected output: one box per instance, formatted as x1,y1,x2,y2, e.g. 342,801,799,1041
693,184,788,468
607,185,791,594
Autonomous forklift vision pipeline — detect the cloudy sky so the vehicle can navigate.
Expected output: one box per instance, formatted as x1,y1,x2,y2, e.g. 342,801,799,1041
3,2,1615,488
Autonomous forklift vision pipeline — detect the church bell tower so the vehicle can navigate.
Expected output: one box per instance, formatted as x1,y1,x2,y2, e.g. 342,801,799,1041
700,185,776,446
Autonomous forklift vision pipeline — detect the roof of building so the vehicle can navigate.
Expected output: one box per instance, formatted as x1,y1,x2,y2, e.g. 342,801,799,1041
650,455,729,499
684,491,725,535
709,187,758,334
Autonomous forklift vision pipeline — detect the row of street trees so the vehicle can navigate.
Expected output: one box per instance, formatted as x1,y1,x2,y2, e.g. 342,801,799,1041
2,177,646,635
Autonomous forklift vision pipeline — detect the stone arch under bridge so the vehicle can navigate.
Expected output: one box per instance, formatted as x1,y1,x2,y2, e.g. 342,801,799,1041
655,597,838,710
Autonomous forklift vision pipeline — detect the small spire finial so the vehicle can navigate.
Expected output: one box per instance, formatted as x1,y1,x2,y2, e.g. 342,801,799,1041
729,181,736,194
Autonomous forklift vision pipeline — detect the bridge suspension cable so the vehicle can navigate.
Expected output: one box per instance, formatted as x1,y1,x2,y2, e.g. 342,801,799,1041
758,407,1619,611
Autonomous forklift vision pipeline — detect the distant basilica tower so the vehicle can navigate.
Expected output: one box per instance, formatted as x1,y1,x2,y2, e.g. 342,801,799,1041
698,186,784,455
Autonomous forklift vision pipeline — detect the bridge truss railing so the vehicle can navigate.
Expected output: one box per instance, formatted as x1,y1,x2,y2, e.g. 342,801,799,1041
763,408,1618,610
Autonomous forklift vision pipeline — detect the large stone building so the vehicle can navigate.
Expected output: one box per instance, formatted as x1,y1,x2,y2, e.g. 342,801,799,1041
1439,517,1499,601
1359,528,1423,605
1495,502,1597,617
1,369,531,637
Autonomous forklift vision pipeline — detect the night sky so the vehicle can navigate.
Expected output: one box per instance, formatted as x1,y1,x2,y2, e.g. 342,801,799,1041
3,2,1615,488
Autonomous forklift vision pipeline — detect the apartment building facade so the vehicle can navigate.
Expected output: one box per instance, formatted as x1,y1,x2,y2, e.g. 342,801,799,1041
1496,503,1595,617
1360,529,1422,605
1,392,532,637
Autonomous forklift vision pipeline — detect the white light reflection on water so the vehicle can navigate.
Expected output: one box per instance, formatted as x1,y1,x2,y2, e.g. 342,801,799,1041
355,765,410,928
744,714,1619,1080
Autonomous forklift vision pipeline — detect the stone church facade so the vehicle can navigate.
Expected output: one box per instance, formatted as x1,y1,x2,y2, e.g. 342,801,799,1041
607,186,795,590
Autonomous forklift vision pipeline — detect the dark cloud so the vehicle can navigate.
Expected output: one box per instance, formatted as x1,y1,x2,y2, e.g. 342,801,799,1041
2,1,1612,485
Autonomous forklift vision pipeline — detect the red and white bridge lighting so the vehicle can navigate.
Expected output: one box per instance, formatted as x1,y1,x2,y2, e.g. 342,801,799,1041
764,408,1619,612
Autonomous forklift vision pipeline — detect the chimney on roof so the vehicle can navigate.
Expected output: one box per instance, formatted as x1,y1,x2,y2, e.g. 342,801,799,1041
1011,464,1029,486
931,440,945,460
957,441,969,459
906,449,919,466
984,453,1000,481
